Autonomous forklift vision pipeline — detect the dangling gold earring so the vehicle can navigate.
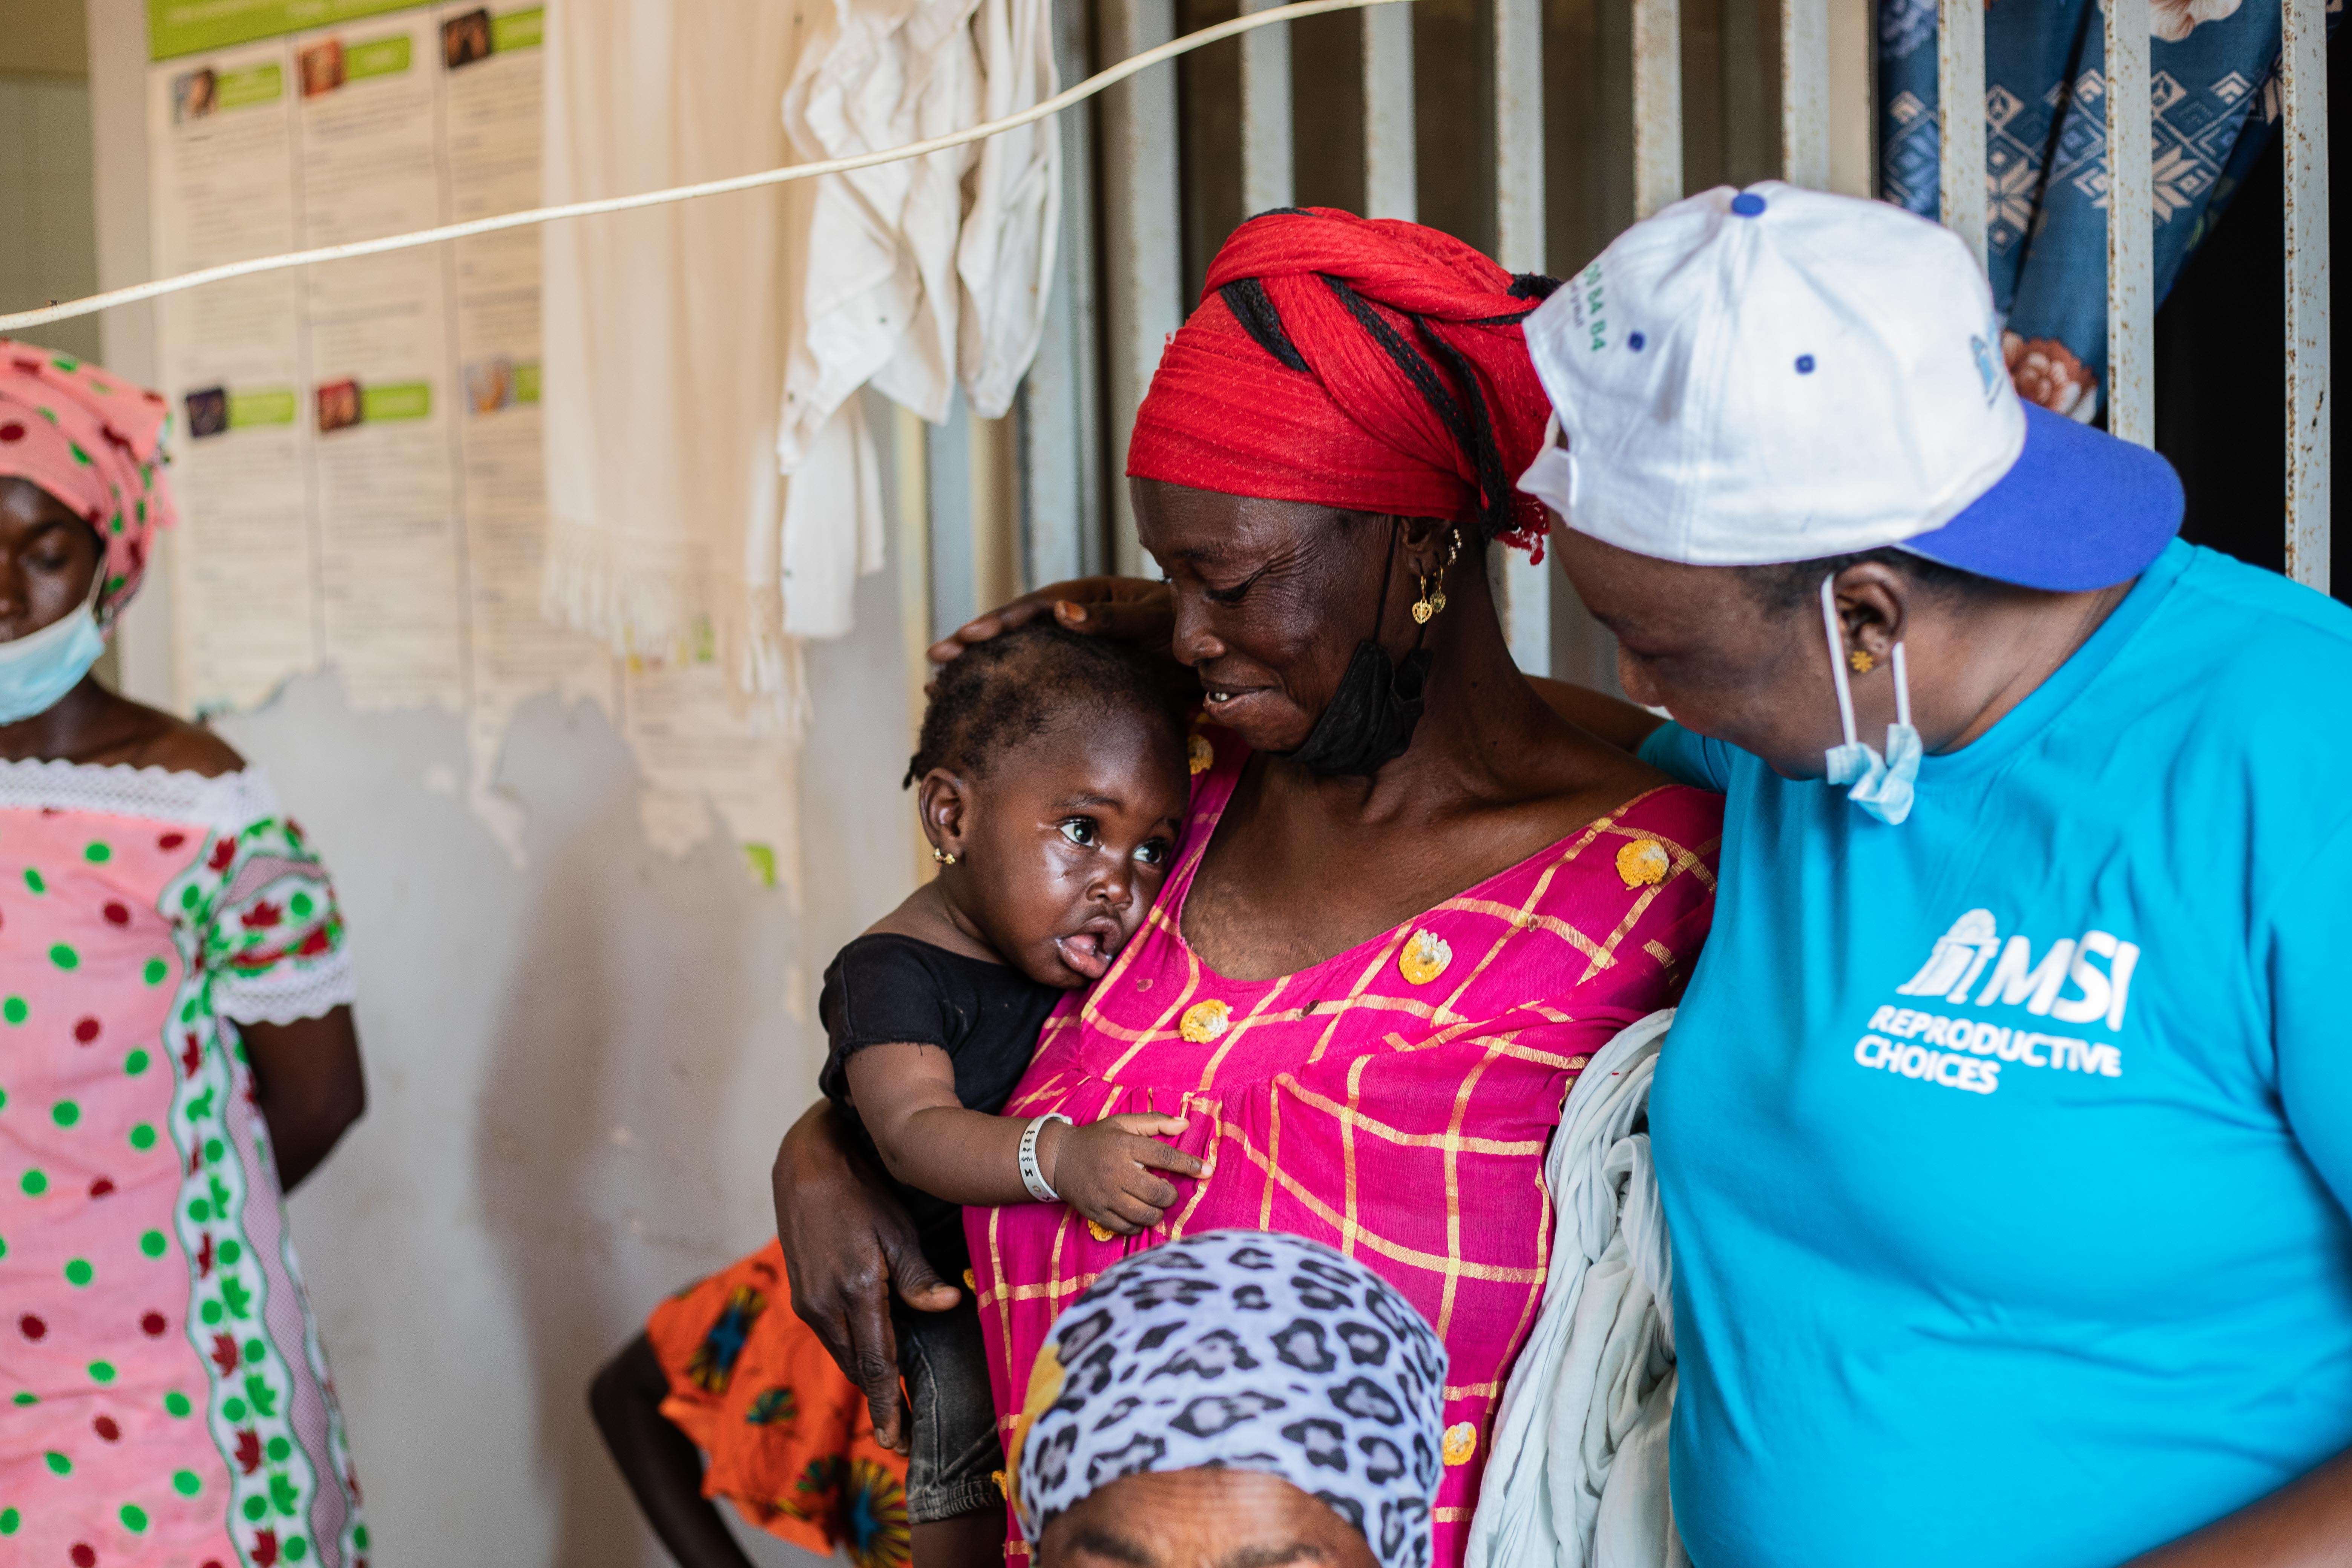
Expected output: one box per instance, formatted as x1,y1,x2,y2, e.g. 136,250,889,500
1412,573,1440,624
1411,529,1463,625
932,848,958,866
1848,650,1876,674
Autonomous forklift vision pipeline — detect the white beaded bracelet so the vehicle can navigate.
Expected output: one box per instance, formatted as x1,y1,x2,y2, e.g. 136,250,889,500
1019,1112,1073,1202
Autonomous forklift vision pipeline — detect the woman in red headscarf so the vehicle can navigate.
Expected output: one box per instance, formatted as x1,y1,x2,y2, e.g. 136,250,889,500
773,213,1724,1568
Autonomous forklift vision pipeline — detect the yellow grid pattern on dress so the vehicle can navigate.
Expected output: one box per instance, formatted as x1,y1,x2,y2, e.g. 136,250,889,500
971,735,1722,1563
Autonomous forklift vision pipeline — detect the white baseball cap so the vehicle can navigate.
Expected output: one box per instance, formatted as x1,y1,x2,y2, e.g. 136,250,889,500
1515,182,2181,591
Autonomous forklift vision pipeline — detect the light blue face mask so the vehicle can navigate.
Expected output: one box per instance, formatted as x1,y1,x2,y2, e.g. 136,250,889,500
0,598,106,725
1820,573,1921,825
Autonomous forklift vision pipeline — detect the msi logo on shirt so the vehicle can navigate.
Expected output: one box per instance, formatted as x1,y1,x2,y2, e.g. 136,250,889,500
1894,908,2140,1031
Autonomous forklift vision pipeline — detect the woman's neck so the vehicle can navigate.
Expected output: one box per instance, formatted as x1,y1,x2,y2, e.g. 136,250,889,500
0,678,125,765
1900,579,2137,756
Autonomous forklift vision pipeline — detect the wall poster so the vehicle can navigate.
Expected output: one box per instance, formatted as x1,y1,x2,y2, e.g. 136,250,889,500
146,0,800,883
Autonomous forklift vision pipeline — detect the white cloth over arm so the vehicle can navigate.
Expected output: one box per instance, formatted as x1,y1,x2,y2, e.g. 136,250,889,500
1466,1008,1688,1568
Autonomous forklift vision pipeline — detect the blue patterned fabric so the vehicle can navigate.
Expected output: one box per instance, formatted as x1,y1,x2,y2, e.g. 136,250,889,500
1878,0,2327,421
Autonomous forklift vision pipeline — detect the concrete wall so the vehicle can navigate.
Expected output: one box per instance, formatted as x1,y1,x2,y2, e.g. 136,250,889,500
82,2,918,1559
212,602,908,1568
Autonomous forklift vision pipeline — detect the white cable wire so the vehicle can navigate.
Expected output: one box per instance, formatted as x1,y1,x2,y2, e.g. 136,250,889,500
0,0,1409,336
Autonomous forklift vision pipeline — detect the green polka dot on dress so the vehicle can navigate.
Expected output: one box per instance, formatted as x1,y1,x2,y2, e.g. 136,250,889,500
44,1451,69,1475
87,1361,114,1383
143,956,167,984
2,998,25,1025
47,944,75,971
173,1469,200,1495
11,1391,33,1406
83,842,109,863
128,1122,155,1151
139,1229,165,1258
21,868,41,894
124,1049,149,1076
63,1259,92,1287
20,1170,46,1197
267,1435,291,1462
49,1102,76,1128
0,1506,16,1532
120,1502,147,1531
163,1390,190,1417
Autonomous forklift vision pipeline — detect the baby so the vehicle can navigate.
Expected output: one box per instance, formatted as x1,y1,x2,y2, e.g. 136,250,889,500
594,622,1207,1568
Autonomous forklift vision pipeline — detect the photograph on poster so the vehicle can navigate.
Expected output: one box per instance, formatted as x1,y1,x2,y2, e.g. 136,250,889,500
169,65,215,121
465,357,513,412
316,378,362,432
183,385,228,437
442,9,492,70
299,38,344,97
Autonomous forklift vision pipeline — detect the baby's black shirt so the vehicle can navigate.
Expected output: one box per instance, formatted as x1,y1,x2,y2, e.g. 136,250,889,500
817,933,1061,1280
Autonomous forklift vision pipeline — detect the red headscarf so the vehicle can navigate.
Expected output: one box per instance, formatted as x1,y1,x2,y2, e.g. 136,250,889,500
1126,209,1556,557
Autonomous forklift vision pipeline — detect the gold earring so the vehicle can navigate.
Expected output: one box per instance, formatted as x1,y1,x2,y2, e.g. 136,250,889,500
1411,529,1463,625
1848,650,1876,674
932,848,957,866
1412,574,1440,624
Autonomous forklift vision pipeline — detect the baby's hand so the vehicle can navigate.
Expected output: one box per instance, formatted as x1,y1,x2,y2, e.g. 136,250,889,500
1049,1114,1211,1235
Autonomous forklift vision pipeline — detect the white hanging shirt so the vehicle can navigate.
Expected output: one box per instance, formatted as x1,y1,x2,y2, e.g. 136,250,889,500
776,0,1058,636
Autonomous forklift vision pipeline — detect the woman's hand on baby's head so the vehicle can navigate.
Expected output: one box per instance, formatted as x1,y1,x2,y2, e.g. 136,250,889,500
926,577,1175,678
1049,1114,1211,1235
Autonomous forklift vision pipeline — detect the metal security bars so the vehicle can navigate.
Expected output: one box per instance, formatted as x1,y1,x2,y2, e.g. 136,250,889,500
1005,0,2321,685
1008,0,1877,683
1931,0,2330,588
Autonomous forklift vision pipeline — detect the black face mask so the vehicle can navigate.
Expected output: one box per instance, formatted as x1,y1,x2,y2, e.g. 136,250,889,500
1282,521,1433,778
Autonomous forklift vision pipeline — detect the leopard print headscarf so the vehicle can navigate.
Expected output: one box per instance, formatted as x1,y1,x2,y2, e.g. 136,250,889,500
1008,1231,1447,1568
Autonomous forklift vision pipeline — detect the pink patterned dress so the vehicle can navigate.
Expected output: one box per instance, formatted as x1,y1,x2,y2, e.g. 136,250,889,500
0,762,363,1568
970,729,1721,1565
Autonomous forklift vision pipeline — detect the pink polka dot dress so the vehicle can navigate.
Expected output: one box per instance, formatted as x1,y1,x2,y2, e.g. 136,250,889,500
0,762,364,1568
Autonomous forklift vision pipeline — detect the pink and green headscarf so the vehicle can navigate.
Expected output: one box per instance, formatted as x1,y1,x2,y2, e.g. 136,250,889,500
0,340,177,630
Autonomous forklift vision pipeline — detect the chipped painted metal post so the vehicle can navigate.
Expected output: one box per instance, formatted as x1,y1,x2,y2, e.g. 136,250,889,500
1493,0,1550,674
1362,2,1417,219
1241,0,1296,213
2104,0,2154,445
1099,0,1185,575
1782,0,1831,189
1936,0,1986,271
2283,0,2331,591
1632,0,1684,219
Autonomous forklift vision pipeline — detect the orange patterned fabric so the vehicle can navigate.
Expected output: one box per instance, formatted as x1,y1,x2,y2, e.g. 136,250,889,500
969,728,1722,1565
647,1241,913,1568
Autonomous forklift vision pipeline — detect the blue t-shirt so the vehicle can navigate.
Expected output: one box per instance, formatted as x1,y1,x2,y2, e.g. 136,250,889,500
1643,540,2352,1568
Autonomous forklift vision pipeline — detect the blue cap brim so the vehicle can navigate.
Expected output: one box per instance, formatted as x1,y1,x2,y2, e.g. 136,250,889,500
1900,403,2184,591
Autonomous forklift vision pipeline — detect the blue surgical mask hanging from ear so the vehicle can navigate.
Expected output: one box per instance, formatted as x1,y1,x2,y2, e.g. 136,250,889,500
0,596,106,726
1819,574,1921,825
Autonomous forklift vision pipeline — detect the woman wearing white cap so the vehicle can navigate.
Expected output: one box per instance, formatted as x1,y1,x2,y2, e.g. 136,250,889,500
1509,184,2352,1566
